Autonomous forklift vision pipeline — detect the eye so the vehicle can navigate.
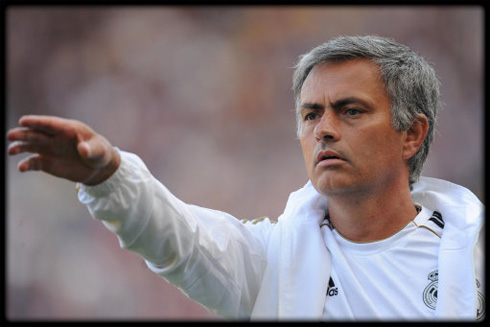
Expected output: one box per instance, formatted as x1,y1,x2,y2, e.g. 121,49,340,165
304,112,319,121
344,108,363,117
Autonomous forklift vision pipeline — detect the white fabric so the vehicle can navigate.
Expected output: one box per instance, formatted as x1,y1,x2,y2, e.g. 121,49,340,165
78,150,273,318
412,177,485,320
322,205,442,320
251,179,329,320
77,150,484,320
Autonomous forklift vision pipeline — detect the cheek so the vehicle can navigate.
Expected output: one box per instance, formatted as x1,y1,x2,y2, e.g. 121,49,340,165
357,131,404,165
300,138,315,170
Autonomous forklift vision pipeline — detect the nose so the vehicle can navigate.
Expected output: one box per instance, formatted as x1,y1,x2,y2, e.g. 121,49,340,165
313,112,340,142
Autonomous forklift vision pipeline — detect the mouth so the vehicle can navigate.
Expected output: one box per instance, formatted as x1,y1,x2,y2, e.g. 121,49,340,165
320,154,342,160
316,150,346,165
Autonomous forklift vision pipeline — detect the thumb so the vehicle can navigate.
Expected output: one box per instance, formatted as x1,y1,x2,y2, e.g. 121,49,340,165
77,136,112,168
78,141,92,159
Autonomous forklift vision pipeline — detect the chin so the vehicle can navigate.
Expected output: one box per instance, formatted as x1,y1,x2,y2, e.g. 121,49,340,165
312,177,348,196
311,171,366,196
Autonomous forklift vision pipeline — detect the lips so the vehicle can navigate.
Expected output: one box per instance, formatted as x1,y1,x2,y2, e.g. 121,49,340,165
316,150,345,165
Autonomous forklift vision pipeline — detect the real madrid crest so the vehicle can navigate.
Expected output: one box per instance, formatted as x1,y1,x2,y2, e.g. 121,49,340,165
423,270,438,310
476,279,485,321
423,270,485,320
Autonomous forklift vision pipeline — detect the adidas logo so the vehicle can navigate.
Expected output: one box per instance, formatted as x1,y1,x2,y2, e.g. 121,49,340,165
327,277,338,297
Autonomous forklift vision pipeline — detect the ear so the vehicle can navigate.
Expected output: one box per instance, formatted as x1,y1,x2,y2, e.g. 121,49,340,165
402,114,429,160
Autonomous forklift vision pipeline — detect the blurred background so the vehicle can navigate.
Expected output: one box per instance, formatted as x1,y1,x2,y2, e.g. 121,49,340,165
6,5,484,321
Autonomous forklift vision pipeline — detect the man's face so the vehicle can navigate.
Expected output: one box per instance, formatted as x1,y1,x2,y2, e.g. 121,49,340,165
299,59,409,197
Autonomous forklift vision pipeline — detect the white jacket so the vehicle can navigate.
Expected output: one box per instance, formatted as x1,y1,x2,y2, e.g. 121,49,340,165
78,150,484,320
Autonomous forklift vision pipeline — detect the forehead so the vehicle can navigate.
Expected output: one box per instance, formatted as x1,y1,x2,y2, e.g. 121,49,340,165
300,59,387,101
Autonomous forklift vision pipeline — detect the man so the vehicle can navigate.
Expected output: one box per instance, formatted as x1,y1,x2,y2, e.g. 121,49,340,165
7,35,484,321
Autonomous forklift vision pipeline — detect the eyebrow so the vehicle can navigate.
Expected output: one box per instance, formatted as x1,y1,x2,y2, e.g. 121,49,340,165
301,102,324,110
301,97,371,111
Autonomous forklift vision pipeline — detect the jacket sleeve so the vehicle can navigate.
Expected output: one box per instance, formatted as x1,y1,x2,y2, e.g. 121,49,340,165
77,149,275,319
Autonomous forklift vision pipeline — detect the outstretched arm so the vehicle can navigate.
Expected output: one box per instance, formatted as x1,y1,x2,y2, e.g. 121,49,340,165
7,115,120,185
8,115,273,318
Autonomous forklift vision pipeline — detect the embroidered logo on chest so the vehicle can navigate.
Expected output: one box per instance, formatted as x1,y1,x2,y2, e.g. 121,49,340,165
423,270,438,310
423,270,485,319
476,279,485,321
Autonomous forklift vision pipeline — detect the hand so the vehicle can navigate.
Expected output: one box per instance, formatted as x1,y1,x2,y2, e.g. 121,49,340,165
7,115,120,186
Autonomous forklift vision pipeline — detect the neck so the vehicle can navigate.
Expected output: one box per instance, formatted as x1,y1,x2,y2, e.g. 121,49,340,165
325,179,418,243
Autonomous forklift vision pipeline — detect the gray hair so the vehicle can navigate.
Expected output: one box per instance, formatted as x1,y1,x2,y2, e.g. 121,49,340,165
292,35,440,186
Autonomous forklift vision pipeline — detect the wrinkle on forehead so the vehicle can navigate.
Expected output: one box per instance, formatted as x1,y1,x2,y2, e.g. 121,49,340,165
300,59,388,111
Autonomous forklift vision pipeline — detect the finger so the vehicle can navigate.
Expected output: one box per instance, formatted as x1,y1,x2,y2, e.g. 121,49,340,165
16,155,62,176
16,154,100,184
17,154,66,176
7,127,32,141
18,115,74,136
6,127,25,141
8,141,24,155
8,139,54,156
6,127,52,143
17,154,43,172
